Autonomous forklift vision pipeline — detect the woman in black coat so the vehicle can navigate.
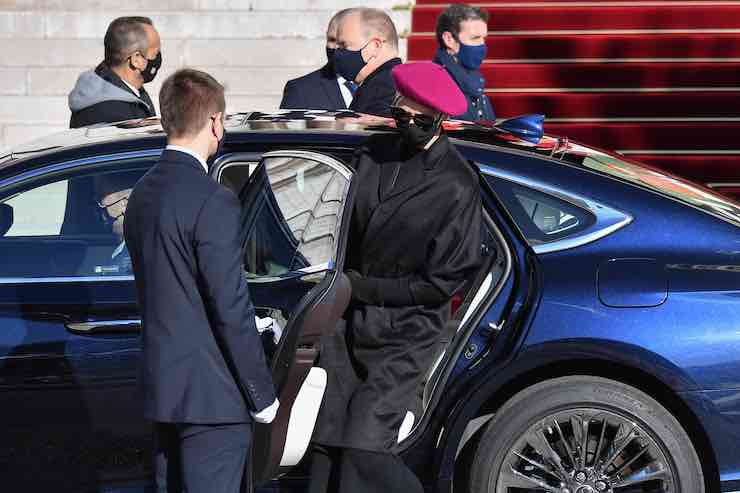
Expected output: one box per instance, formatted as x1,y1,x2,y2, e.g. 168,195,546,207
310,62,482,493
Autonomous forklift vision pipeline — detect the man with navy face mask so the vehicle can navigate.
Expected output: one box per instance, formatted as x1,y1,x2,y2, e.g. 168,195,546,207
334,7,402,117
433,4,495,122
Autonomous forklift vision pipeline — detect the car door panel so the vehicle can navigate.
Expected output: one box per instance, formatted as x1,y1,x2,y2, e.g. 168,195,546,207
0,158,154,490
214,150,353,483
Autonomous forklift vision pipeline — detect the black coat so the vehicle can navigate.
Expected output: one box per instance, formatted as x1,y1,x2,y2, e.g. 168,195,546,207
280,64,346,110
69,62,155,128
124,149,276,423
349,58,402,118
313,134,482,451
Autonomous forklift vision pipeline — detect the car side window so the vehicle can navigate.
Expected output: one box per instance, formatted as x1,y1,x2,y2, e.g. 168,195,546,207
486,176,595,246
239,153,350,278
0,163,151,279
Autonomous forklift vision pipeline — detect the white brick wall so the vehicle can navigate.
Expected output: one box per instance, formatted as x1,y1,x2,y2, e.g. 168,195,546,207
0,0,412,153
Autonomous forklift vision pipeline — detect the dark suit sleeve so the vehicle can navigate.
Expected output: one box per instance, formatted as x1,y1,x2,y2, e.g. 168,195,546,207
194,186,277,412
280,79,302,109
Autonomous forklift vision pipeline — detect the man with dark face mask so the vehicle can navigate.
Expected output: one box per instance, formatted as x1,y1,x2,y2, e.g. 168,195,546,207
124,69,277,493
334,7,402,117
69,16,161,128
280,9,355,110
309,62,482,493
433,4,495,122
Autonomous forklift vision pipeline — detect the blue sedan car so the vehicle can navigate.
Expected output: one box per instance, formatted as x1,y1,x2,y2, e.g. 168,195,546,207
0,112,738,493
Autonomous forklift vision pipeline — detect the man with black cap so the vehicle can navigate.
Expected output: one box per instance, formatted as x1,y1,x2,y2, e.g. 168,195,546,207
280,9,355,110
334,7,402,117
309,62,482,493
69,16,161,128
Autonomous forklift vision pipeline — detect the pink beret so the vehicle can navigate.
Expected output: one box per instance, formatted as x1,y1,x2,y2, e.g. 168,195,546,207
392,62,468,117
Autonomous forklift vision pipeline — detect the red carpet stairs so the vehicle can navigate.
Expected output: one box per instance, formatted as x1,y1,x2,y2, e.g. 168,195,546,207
407,0,740,200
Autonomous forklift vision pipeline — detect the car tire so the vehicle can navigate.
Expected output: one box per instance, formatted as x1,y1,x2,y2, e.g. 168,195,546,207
469,376,704,493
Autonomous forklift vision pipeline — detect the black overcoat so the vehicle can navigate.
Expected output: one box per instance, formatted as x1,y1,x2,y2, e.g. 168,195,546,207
313,133,482,452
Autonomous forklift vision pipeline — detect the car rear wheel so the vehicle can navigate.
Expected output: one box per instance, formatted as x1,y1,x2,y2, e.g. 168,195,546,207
469,376,704,493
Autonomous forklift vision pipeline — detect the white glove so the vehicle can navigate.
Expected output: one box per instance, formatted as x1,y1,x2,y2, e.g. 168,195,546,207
255,316,283,344
251,398,279,424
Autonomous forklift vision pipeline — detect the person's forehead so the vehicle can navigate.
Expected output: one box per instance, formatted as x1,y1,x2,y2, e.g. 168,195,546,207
459,18,487,36
339,12,361,33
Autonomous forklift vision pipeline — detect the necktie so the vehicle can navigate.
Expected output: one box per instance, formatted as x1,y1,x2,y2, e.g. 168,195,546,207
344,80,358,95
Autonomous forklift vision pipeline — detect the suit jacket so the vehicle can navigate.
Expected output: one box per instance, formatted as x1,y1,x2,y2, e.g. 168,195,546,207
280,64,346,110
349,58,402,118
124,149,276,423
69,62,155,128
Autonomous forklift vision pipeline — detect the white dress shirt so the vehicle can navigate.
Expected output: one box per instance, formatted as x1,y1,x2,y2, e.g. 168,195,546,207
252,398,280,423
112,241,126,259
165,145,209,173
122,79,141,98
337,75,354,108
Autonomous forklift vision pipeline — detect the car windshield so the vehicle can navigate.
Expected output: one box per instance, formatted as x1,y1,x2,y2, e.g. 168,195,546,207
580,151,740,228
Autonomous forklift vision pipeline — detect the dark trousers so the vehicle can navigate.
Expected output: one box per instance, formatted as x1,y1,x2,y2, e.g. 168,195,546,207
154,422,252,493
307,445,424,493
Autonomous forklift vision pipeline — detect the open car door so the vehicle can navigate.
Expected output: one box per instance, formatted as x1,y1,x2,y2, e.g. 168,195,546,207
213,150,354,484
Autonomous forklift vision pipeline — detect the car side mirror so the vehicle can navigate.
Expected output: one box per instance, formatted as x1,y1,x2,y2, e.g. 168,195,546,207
0,204,13,237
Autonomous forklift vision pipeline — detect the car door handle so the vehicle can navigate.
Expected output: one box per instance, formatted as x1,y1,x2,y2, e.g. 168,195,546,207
65,319,142,334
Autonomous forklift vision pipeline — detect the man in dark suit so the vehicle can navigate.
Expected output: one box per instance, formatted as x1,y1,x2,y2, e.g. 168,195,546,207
68,17,161,128
280,9,355,110
334,8,402,117
124,68,278,493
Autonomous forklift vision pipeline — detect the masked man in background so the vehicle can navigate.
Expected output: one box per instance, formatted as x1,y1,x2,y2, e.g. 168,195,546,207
433,4,495,122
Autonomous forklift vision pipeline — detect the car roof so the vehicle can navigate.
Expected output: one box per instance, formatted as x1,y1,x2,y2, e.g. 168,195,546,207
3,110,738,227
0,110,573,167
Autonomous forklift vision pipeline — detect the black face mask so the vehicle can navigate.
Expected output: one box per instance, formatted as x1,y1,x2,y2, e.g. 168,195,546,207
97,196,127,229
391,106,441,149
326,47,336,72
207,121,226,170
141,51,162,83
399,124,439,149
333,42,369,82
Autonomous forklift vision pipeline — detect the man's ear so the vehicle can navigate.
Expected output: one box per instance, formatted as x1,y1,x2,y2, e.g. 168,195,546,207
442,31,458,52
129,51,146,71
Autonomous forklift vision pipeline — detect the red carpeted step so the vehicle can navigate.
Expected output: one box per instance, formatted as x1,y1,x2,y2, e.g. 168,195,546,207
412,4,740,32
407,33,740,61
544,122,740,151
481,62,740,89
625,154,740,182
490,91,740,118
711,185,740,200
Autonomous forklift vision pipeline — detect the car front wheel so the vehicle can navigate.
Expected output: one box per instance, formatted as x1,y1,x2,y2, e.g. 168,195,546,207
469,376,704,493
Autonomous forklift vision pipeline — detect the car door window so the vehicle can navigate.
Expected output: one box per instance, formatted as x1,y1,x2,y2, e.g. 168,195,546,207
240,151,350,279
0,164,151,279
486,176,595,246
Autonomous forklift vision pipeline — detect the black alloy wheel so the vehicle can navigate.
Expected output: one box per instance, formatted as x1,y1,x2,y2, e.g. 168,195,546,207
469,376,705,493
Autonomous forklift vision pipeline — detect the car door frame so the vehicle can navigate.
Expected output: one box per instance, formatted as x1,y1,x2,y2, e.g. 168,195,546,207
211,149,357,482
